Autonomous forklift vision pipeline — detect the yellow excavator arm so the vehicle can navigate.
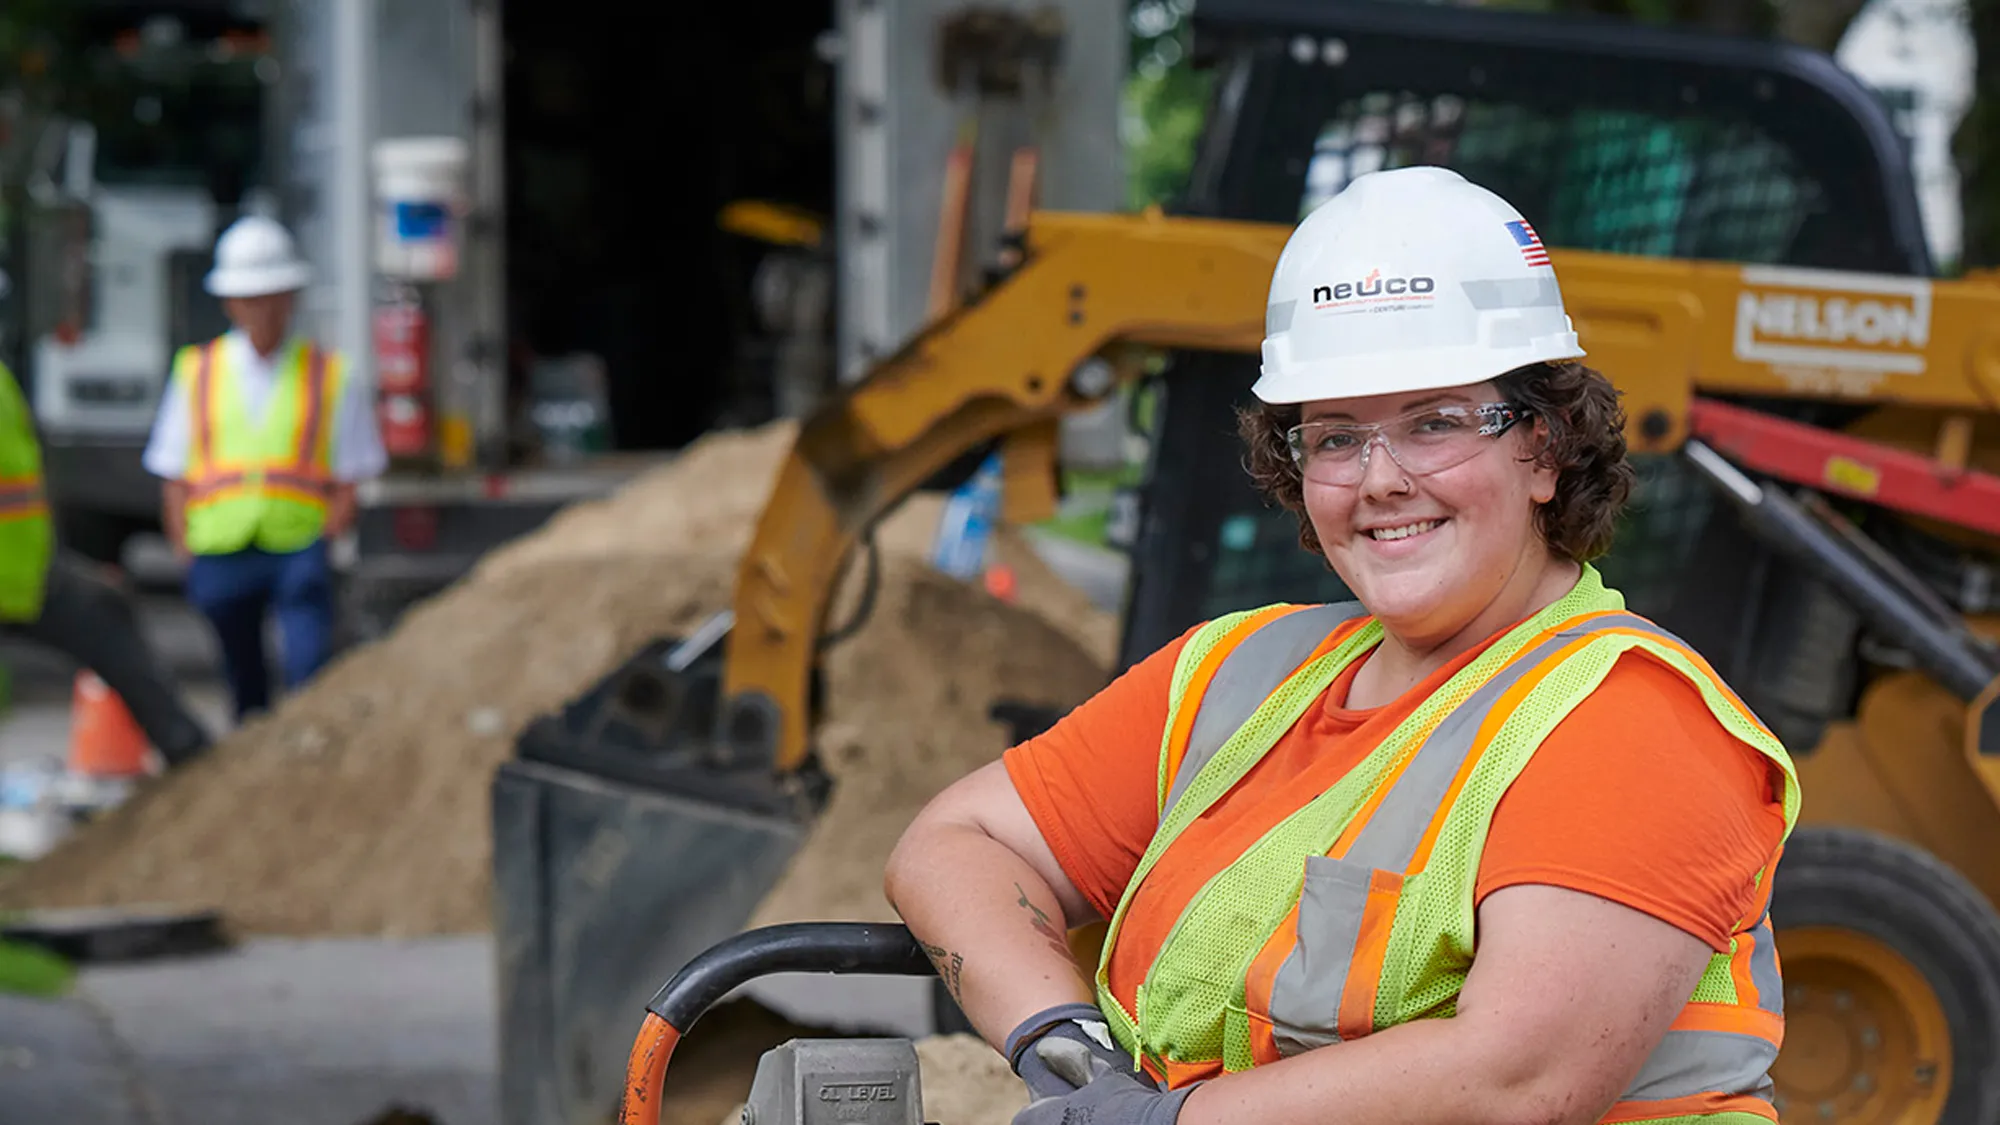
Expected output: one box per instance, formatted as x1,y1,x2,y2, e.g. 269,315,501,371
719,209,2000,774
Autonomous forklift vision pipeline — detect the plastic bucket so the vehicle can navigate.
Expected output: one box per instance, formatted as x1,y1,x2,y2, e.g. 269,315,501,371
372,136,470,281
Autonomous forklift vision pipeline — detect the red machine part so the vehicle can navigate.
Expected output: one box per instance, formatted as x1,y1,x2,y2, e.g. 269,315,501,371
1686,396,2000,538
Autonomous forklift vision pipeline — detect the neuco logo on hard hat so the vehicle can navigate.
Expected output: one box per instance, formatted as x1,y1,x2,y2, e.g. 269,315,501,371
1311,270,1439,309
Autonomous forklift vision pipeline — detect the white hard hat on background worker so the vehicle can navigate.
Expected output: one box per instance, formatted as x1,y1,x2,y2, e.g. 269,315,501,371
1253,165,1586,404
204,214,313,298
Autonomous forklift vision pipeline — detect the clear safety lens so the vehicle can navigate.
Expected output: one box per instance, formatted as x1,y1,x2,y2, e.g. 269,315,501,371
1285,402,1528,486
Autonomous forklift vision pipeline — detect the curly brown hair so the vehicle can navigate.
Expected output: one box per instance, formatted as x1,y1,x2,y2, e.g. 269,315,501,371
1235,360,1636,563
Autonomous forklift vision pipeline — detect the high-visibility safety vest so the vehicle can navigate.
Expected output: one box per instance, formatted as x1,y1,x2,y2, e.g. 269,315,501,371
176,336,345,557
0,360,52,622
1093,565,1801,1124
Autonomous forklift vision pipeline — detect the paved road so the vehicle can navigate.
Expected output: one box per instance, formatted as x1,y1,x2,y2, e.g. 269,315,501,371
0,936,936,1125
0,936,499,1125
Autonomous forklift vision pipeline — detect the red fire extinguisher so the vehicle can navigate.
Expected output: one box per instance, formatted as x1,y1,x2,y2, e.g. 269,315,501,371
373,299,432,459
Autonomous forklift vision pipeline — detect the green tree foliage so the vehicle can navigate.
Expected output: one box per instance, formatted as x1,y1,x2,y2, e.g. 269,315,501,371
0,0,79,109
1124,0,1212,210
1959,0,2000,268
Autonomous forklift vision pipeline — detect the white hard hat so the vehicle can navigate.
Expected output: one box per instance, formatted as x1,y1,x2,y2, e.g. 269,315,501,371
204,215,312,298
1254,166,1585,405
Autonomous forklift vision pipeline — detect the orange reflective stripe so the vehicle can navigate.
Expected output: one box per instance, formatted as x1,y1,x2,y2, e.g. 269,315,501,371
0,481,44,505
1245,1009,1280,1068
263,484,330,509
1670,1002,1783,1043
0,482,46,518
1333,868,1404,1040
1602,1091,1778,1123
1161,604,1302,802
1243,900,1302,1064
192,340,219,470
1159,1056,1220,1089
185,468,329,507
1729,928,1763,1012
294,345,328,469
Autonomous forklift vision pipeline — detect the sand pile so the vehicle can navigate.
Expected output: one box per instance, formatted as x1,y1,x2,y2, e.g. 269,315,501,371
0,420,1116,936
750,548,1108,929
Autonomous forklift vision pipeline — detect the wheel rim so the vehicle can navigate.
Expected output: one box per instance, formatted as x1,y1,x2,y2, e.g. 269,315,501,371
1772,926,1952,1125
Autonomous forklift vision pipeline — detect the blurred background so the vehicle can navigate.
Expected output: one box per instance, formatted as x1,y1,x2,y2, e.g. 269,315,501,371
0,1,1993,1124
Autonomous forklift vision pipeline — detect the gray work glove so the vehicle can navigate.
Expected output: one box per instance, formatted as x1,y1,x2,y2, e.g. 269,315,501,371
1010,1037,1199,1125
1004,1002,1139,1100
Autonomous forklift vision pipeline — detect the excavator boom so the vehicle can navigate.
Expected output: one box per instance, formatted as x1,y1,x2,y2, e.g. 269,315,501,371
716,210,2000,775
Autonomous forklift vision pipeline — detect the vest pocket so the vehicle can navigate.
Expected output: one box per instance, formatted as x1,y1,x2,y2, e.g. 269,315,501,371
1246,855,1407,1061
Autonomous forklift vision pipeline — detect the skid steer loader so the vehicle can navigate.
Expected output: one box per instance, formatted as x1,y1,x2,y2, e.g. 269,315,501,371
497,3,2000,1123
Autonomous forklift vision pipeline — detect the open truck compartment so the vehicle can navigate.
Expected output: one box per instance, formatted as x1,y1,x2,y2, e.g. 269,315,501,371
327,0,841,638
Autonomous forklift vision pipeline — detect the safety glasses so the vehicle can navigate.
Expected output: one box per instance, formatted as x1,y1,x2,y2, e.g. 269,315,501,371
1285,402,1530,487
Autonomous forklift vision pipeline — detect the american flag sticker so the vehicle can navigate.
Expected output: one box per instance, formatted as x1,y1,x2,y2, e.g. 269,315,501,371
1505,220,1551,267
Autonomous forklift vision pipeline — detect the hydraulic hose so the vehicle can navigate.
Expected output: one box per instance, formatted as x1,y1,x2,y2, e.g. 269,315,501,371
1682,439,2000,702
618,923,938,1125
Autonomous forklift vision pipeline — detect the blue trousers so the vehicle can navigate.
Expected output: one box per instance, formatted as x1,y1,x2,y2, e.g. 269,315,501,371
184,540,335,720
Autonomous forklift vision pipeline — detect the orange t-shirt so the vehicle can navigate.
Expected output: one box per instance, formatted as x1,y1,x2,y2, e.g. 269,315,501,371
1002,621,1790,1016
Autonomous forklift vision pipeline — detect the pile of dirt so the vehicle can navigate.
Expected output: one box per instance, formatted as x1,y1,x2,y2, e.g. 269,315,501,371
711,1032,1028,1125
750,548,1108,929
0,420,1116,937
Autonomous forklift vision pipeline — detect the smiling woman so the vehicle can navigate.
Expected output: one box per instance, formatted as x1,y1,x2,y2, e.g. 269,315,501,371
1234,359,1637,692
883,166,1801,1125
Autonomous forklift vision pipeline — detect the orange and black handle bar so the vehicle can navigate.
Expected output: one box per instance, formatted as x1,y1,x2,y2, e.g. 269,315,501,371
618,922,938,1125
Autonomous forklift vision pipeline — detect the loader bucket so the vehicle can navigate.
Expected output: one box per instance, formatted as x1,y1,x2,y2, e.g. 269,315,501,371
490,625,832,1125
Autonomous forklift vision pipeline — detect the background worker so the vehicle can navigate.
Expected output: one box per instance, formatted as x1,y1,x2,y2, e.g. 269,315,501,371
884,167,1798,1125
144,215,386,722
0,358,212,766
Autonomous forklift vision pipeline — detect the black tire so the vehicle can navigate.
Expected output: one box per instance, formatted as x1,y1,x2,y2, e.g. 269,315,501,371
1770,826,2000,1125
55,509,140,567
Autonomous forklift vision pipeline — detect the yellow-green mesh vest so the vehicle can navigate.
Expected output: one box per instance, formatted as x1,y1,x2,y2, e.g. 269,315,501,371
0,360,52,622
1093,565,1801,1123
179,337,344,557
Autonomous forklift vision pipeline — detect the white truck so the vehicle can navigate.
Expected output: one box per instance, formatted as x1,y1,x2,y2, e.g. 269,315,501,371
22,3,271,567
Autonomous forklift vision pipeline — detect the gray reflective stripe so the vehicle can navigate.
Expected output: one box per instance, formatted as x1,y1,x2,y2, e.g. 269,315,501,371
1267,858,1369,1056
1462,277,1565,310
1748,911,1783,1015
1265,611,1670,1050
1162,602,1367,816
1624,1030,1779,1102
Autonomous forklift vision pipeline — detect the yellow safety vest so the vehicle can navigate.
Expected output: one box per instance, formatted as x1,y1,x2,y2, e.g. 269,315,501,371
1095,565,1801,1124
0,360,52,621
177,336,345,557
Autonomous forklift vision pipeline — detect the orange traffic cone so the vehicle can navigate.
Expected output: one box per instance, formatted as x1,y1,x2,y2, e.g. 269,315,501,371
983,562,1019,604
68,670,153,778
